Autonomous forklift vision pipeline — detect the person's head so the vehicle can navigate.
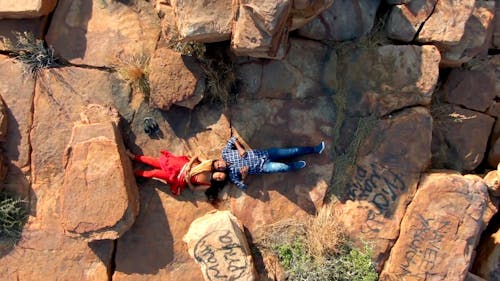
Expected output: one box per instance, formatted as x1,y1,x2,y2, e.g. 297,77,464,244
206,171,229,206
212,159,227,171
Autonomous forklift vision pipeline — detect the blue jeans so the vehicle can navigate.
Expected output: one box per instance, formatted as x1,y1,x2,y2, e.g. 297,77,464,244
261,146,316,173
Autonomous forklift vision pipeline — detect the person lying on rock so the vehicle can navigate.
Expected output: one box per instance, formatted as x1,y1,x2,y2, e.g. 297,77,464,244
126,150,228,196
212,137,325,190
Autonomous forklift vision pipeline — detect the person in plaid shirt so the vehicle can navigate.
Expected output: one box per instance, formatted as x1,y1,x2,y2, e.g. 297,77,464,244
213,136,325,190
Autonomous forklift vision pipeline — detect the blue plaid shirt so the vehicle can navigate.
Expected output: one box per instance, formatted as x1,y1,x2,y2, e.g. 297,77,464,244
222,137,269,190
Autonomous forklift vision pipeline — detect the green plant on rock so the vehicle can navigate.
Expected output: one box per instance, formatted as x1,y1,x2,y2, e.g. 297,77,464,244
0,191,28,241
255,204,378,281
1,31,58,75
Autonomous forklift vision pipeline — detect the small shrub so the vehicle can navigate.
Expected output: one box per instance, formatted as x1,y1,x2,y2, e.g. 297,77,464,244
113,54,150,95
1,31,58,75
0,191,28,241
255,204,378,280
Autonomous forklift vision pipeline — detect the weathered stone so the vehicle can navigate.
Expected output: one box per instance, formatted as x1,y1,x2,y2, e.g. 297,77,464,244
472,225,500,280
173,0,232,43
60,106,139,241
0,55,33,198
417,0,474,46
381,172,489,280
432,104,495,171
0,66,132,281
231,0,291,59
440,1,496,67
340,45,440,117
466,273,488,281
298,0,381,41
385,0,412,4
183,210,257,281
148,48,205,110
46,0,160,67
484,170,500,197
488,121,500,168
0,0,57,19
442,65,496,112
289,0,333,30
386,0,437,42
113,102,231,281
334,107,432,269
493,4,500,48
236,38,336,98
0,17,47,51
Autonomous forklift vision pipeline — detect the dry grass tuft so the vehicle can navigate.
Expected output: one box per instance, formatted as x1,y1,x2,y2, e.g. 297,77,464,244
112,54,150,95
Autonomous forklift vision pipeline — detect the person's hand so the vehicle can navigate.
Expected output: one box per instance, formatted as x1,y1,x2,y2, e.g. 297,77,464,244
239,166,249,180
239,151,247,158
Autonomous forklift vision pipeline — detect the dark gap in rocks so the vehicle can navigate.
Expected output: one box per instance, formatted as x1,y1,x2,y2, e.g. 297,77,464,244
109,239,117,281
412,0,438,42
488,49,500,55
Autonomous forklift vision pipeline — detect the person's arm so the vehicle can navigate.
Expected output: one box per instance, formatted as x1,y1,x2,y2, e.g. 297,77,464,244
186,155,200,172
222,137,237,154
228,168,248,190
233,138,247,158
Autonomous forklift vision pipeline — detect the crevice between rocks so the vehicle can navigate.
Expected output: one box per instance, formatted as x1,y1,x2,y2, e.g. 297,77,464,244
109,239,117,281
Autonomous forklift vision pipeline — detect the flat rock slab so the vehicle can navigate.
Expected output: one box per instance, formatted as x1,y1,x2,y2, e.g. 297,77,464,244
380,172,489,281
183,210,257,281
61,119,139,241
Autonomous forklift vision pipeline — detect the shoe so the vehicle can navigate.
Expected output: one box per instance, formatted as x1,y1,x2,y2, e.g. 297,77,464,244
316,141,325,154
295,161,306,169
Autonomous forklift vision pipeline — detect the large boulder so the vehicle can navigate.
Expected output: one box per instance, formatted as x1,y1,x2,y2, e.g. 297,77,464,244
339,45,440,117
60,105,139,241
0,55,34,198
172,0,232,43
298,0,381,41
289,0,333,30
380,172,489,281
231,0,291,59
386,0,437,42
441,65,497,112
46,0,160,67
183,210,257,281
236,38,337,99
334,107,432,269
417,0,475,47
148,47,205,110
0,0,57,19
439,1,496,67
432,104,495,171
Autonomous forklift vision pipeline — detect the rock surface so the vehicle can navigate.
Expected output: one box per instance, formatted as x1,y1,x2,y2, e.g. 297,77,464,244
432,104,495,171
0,0,57,19
298,0,381,41
60,106,139,241
172,0,232,43
334,107,433,269
148,48,205,110
46,0,160,67
380,172,489,281
183,210,257,281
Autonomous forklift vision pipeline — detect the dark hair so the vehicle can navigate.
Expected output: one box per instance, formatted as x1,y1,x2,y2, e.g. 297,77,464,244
205,172,229,205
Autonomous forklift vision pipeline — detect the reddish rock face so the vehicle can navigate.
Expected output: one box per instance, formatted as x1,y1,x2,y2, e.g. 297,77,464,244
148,48,205,110
298,0,381,41
0,0,57,19
0,17,48,51
380,172,489,281
339,45,440,117
334,107,432,269
173,0,232,43
432,104,495,171
0,56,34,198
417,0,475,46
442,66,497,112
386,0,438,42
46,0,160,67
61,120,139,241
231,0,291,59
